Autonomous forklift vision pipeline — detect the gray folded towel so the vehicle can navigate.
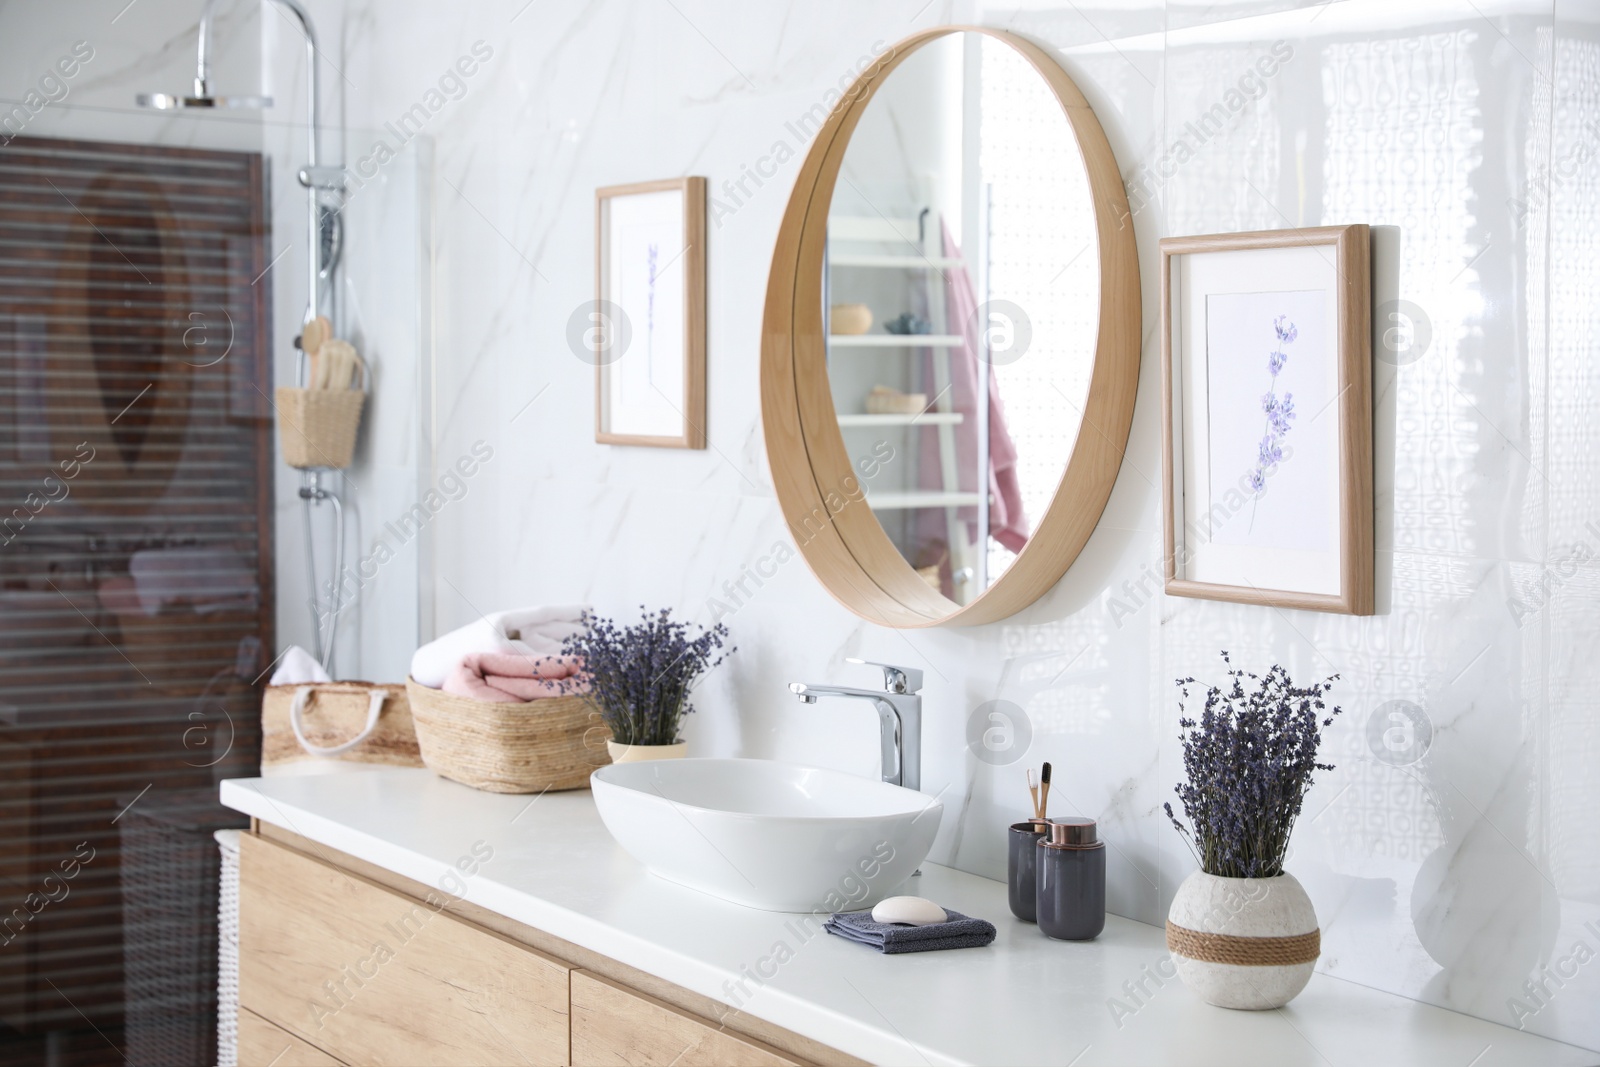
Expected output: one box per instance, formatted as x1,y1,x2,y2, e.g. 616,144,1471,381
825,907,997,954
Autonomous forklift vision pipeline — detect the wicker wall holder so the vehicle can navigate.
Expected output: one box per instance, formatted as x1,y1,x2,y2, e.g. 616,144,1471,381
275,386,365,470
405,678,612,794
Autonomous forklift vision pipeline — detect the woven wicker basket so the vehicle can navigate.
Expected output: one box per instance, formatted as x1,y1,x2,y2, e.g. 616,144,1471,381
215,829,241,1067
865,386,928,415
120,789,247,1067
260,681,422,770
405,678,611,793
274,386,365,469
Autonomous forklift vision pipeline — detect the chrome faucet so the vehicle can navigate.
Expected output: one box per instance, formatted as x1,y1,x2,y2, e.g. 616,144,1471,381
790,659,923,791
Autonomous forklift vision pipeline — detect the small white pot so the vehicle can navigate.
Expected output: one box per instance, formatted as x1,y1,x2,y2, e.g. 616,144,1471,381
606,740,688,764
1166,870,1319,1010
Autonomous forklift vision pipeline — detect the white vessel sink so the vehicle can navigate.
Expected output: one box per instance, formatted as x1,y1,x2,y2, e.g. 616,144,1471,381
590,758,942,912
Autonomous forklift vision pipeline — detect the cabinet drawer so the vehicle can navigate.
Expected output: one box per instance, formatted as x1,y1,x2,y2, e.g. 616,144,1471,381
570,970,801,1066
239,834,570,1066
239,1008,344,1066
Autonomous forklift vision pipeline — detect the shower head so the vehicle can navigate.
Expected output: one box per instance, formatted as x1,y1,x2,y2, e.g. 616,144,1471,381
150,0,333,330
139,0,319,153
135,91,273,110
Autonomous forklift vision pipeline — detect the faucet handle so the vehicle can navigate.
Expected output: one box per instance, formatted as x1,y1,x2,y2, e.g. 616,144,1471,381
847,658,924,694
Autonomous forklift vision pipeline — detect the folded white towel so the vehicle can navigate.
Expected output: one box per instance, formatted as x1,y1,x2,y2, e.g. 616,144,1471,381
409,604,588,689
269,644,331,686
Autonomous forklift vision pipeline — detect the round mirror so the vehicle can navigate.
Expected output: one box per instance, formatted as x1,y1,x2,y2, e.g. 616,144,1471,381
762,27,1139,628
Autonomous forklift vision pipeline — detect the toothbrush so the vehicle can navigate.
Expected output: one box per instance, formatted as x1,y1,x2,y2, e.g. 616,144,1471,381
1039,762,1052,822
1027,768,1040,821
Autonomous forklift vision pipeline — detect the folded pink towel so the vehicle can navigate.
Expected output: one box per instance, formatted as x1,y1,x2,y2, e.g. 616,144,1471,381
443,652,587,703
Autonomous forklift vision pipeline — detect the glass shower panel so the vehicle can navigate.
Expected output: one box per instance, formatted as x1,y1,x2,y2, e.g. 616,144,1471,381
0,109,432,1065
0,133,270,1065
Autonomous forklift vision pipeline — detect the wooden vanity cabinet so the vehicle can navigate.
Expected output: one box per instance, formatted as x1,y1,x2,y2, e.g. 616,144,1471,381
238,833,568,1065
236,831,844,1067
238,1008,344,1066
570,970,799,1066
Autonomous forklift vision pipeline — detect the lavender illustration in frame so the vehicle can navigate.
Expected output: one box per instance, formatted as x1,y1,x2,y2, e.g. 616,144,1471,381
1247,314,1298,529
1203,289,1331,554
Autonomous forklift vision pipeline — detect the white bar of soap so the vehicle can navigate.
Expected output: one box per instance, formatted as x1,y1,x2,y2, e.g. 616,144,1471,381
871,896,947,926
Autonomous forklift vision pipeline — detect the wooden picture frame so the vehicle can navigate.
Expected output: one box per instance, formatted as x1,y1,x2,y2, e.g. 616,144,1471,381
594,177,706,448
1160,225,1372,614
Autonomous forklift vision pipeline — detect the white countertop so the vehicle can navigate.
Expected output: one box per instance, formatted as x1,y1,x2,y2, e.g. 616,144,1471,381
222,770,1597,1067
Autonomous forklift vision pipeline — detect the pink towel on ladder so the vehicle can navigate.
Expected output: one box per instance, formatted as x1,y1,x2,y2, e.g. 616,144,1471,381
913,221,1030,593
443,652,587,703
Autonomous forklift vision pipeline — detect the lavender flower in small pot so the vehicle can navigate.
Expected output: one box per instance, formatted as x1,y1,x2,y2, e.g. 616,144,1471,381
561,607,732,764
1162,654,1341,1010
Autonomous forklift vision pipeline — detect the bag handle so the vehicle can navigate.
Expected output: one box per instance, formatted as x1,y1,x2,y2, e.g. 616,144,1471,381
289,686,386,757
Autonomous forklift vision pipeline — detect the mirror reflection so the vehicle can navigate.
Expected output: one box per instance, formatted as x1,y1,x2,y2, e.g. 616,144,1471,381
825,32,1099,605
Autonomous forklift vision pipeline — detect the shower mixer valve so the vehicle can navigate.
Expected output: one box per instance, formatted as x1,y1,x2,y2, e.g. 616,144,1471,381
298,165,347,191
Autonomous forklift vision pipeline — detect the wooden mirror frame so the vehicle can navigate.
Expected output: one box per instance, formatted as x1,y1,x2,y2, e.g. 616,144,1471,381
760,26,1141,628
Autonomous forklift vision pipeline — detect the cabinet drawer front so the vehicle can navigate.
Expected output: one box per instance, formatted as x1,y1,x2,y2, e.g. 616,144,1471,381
570,970,801,1066
239,1008,345,1066
239,834,570,1066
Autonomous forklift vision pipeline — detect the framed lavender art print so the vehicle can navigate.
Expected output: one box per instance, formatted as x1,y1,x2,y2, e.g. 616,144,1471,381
1160,226,1373,615
593,177,706,448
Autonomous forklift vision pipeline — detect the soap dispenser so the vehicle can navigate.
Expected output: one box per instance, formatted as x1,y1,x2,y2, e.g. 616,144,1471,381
1035,817,1105,941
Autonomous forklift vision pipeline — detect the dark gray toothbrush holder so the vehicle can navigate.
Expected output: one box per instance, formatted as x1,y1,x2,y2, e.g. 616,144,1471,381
1007,820,1051,922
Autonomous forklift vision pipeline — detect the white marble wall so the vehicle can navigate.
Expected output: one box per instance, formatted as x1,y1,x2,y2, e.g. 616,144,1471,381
7,0,1599,1054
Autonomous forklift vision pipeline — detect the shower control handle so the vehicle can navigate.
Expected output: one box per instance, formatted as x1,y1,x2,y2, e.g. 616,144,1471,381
298,166,346,191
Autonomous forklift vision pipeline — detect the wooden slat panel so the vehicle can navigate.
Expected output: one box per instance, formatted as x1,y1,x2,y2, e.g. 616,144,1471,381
570,970,802,1067
239,835,571,1067
0,132,273,1039
239,1008,346,1066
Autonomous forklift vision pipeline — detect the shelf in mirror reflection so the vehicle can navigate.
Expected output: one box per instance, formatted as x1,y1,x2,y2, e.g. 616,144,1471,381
864,490,984,510
837,412,962,427
828,253,963,269
827,335,964,347
829,216,920,241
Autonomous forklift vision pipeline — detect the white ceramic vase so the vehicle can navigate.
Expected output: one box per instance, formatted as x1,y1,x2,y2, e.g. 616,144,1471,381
1166,870,1319,1010
606,740,688,764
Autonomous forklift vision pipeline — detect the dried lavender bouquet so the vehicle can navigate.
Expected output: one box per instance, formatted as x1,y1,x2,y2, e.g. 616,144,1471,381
1164,653,1342,879
561,607,732,746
